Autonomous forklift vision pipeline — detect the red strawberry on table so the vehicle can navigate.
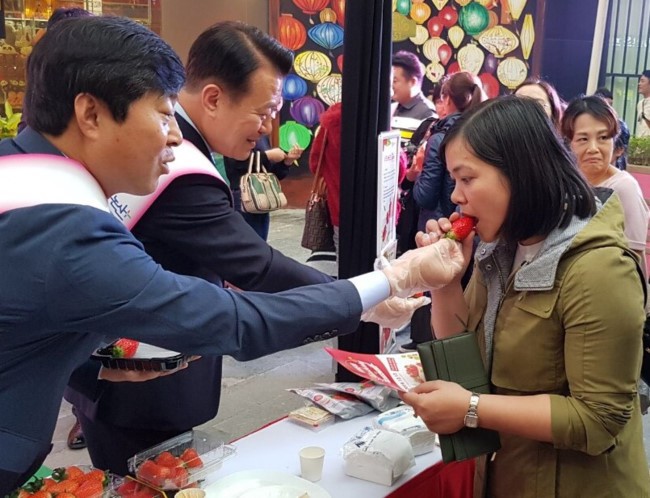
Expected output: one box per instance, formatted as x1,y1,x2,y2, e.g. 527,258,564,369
111,338,139,358
180,448,203,469
444,216,477,242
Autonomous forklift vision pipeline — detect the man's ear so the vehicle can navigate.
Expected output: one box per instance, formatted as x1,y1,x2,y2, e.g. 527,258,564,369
73,93,103,139
201,83,224,115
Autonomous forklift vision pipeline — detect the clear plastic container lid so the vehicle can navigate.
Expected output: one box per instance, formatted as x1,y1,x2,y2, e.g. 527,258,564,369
128,430,236,490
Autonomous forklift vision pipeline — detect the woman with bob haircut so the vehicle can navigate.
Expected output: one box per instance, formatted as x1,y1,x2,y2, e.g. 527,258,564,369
401,96,650,497
514,77,565,131
561,95,649,277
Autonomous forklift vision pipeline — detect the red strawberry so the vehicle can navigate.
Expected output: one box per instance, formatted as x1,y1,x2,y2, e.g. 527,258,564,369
154,451,180,468
170,466,189,489
75,479,104,498
180,448,203,469
48,480,79,494
111,338,139,358
444,216,477,242
137,460,171,488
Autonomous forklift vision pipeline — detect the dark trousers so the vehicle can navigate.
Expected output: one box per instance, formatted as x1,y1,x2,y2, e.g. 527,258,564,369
409,302,433,343
77,411,182,477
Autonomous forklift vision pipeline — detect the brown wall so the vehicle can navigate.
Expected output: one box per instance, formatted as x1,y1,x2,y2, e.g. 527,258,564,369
160,0,269,62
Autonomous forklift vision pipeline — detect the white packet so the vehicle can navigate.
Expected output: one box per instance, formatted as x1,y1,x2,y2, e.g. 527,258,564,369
373,405,437,456
287,388,374,419
315,380,400,412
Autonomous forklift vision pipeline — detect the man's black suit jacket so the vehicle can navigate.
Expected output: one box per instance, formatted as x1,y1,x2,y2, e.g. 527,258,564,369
6,124,332,431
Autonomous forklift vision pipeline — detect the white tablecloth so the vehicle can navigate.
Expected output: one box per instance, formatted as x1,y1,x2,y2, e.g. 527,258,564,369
206,413,443,497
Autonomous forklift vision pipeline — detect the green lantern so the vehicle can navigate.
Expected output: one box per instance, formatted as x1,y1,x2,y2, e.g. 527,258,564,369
396,0,411,16
458,2,489,36
279,120,312,151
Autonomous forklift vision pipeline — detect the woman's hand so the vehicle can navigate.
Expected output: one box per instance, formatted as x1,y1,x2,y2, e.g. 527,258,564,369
405,144,426,181
415,213,475,278
400,380,471,434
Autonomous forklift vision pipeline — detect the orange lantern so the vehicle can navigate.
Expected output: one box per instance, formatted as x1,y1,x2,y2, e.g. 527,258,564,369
320,7,337,23
293,0,331,14
487,10,499,29
410,2,431,24
520,14,535,60
331,0,346,27
278,14,307,51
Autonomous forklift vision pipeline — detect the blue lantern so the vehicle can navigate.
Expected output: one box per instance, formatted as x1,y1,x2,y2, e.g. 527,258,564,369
282,74,308,101
308,22,344,51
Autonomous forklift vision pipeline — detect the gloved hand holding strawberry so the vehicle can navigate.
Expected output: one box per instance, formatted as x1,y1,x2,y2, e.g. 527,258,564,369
381,238,465,298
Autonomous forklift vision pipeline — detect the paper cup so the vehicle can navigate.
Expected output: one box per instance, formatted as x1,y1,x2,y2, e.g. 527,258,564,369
174,489,206,498
299,446,325,482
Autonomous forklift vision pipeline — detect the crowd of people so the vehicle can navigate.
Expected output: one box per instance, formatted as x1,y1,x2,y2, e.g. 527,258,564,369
1,8,650,497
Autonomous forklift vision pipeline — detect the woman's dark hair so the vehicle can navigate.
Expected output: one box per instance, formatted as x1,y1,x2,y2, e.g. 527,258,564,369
25,16,185,136
186,21,293,100
441,71,486,114
514,77,565,130
440,96,596,243
561,95,620,141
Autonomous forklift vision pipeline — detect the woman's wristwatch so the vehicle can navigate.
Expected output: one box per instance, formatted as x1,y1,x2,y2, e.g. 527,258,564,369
464,392,480,428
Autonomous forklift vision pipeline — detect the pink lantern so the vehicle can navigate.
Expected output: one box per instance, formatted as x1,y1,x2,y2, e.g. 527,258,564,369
427,16,444,37
479,72,500,98
439,6,458,28
438,43,453,66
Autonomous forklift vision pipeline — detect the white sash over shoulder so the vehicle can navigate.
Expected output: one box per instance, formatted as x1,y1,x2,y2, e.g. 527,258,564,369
0,154,109,215
108,140,225,229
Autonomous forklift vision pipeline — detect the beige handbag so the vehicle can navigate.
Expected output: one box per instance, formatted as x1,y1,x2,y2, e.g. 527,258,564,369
240,151,288,213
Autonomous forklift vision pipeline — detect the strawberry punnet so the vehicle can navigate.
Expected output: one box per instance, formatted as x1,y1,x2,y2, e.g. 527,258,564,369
443,216,477,242
111,338,140,358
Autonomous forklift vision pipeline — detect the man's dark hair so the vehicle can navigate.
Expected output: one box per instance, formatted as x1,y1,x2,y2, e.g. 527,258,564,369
185,21,293,100
392,50,424,84
24,16,185,136
47,7,92,28
441,96,596,244
594,87,614,101
642,70,650,79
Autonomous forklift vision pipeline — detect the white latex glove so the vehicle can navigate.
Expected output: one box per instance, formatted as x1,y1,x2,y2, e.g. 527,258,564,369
381,238,465,298
361,295,431,329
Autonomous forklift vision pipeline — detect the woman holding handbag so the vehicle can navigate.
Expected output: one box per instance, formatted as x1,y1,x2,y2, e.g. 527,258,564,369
225,135,302,240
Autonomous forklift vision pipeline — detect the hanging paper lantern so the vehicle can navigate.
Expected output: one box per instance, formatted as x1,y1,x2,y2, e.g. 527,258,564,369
410,2,431,24
487,10,499,29
520,14,535,60
447,25,465,48
282,74,308,101
458,3,489,36
506,0,527,21
425,62,446,83
448,61,461,74
393,12,417,41
478,25,519,58
409,25,429,46
482,53,498,74
293,0,330,14
439,6,459,28
316,73,342,105
396,0,411,16
479,72,499,98
432,0,448,9
412,0,424,3
477,0,498,8
423,37,446,62
294,51,332,82
427,16,444,38
497,57,528,89
290,96,325,127
336,54,344,72
280,121,312,151
331,0,345,27
438,43,453,65
455,0,472,5
278,14,307,51
320,7,337,23
457,43,485,75
308,22,344,51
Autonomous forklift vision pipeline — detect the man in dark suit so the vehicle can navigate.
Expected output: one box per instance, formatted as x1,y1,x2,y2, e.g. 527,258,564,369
0,17,463,491
60,22,434,475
